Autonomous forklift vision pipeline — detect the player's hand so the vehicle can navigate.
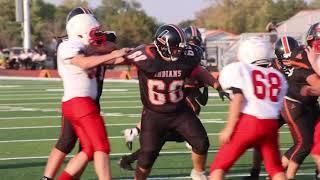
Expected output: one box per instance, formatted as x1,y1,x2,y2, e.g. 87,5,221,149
217,86,230,101
219,127,233,145
122,127,139,151
305,46,318,66
110,48,130,58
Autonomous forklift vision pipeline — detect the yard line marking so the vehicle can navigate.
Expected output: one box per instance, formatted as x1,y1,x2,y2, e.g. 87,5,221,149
0,115,61,120
0,119,224,130
0,98,223,106
0,100,142,105
0,147,295,161
0,76,140,83
0,95,141,100
0,131,290,143
0,112,228,120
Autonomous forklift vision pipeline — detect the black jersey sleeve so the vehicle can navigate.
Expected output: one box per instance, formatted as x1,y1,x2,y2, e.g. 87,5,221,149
125,44,159,73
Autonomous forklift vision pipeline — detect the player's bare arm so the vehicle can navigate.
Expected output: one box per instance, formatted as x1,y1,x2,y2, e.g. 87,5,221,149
219,93,243,145
306,45,320,76
70,48,128,69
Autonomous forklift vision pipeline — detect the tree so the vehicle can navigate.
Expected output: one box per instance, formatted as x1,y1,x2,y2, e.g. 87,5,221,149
195,0,307,33
0,0,22,49
96,0,158,47
307,0,320,8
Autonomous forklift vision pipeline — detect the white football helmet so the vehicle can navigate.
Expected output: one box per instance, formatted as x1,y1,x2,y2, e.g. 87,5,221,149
237,36,275,66
66,7,102,45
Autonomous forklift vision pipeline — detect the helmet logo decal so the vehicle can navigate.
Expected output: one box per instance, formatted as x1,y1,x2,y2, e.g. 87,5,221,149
157,30,169,45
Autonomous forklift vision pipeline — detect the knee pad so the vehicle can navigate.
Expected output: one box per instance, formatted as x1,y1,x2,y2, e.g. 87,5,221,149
55,136,77,154
191,137,209,155
137,151,159,169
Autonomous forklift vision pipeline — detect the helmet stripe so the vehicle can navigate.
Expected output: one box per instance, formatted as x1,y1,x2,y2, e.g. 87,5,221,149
168,24,186,44
281,36,291,55
191,26,197,37
80,7,88,14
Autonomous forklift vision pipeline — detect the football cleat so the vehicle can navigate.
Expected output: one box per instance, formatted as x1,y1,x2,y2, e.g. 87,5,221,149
122,128,139,150
190,169,207,180
185,142,192,150
118,155,134,171
41,176,53,180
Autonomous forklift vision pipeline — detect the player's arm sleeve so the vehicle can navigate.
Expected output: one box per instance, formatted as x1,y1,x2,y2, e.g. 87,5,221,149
58,41,85,64
191,66,219,88
218,63,243,91
124,45,157,73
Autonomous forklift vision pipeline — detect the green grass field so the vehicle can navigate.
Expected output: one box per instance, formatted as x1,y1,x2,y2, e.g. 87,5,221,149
0,78,317,179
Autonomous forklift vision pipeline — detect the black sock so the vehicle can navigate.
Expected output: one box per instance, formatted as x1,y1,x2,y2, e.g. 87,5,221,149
250,168,260,177
127,149,140,162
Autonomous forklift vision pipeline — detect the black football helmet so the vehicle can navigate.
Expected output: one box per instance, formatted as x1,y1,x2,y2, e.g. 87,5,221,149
184,26,202,46
154,24,187,61
274,36,299,60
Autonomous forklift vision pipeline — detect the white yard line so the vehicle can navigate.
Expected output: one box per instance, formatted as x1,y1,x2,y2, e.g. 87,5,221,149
0,131,290,144
0,112,228,120
0,147,295,161
0,119,224,130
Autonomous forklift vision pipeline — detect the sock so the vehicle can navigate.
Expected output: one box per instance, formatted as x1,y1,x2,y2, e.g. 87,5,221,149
133,127,140,136
58,171,73,180
127,149,140,162
250,168,260,177
135,126,141,134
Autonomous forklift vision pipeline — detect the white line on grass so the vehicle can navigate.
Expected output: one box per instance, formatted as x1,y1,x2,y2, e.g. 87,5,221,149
0,112,228,120
0,119,224,130
0,147,295,161
0,131,290,144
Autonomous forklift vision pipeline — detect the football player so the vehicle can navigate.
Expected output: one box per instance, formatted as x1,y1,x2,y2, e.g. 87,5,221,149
120,25,209,151
118,26,223,175
274,36,320,180
244,36,320,180
209,37,288,180
42,7,128,180
118,24,228,180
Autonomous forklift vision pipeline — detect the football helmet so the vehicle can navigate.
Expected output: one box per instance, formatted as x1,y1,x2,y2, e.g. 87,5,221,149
237,36,274,66
274,36,299,60
306,22,320,54
184,26,202,46
66,7,105,46
154,24,187,61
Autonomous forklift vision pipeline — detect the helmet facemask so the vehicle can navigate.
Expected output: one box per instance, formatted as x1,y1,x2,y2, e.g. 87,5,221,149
88,27,107,46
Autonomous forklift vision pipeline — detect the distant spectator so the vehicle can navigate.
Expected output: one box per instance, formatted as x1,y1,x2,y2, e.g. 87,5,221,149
0,49,5,69
32,50,47,70
19,49,33,69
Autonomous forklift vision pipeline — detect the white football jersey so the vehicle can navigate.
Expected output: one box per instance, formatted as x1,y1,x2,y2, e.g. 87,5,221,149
57,39,97,102
219,62,288,119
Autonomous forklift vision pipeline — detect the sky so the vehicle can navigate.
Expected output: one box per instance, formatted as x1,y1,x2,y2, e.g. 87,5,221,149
44,0,213,24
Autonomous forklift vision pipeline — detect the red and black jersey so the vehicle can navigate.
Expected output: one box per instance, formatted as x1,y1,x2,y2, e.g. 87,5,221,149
125,43,202,113
271,48,317,105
